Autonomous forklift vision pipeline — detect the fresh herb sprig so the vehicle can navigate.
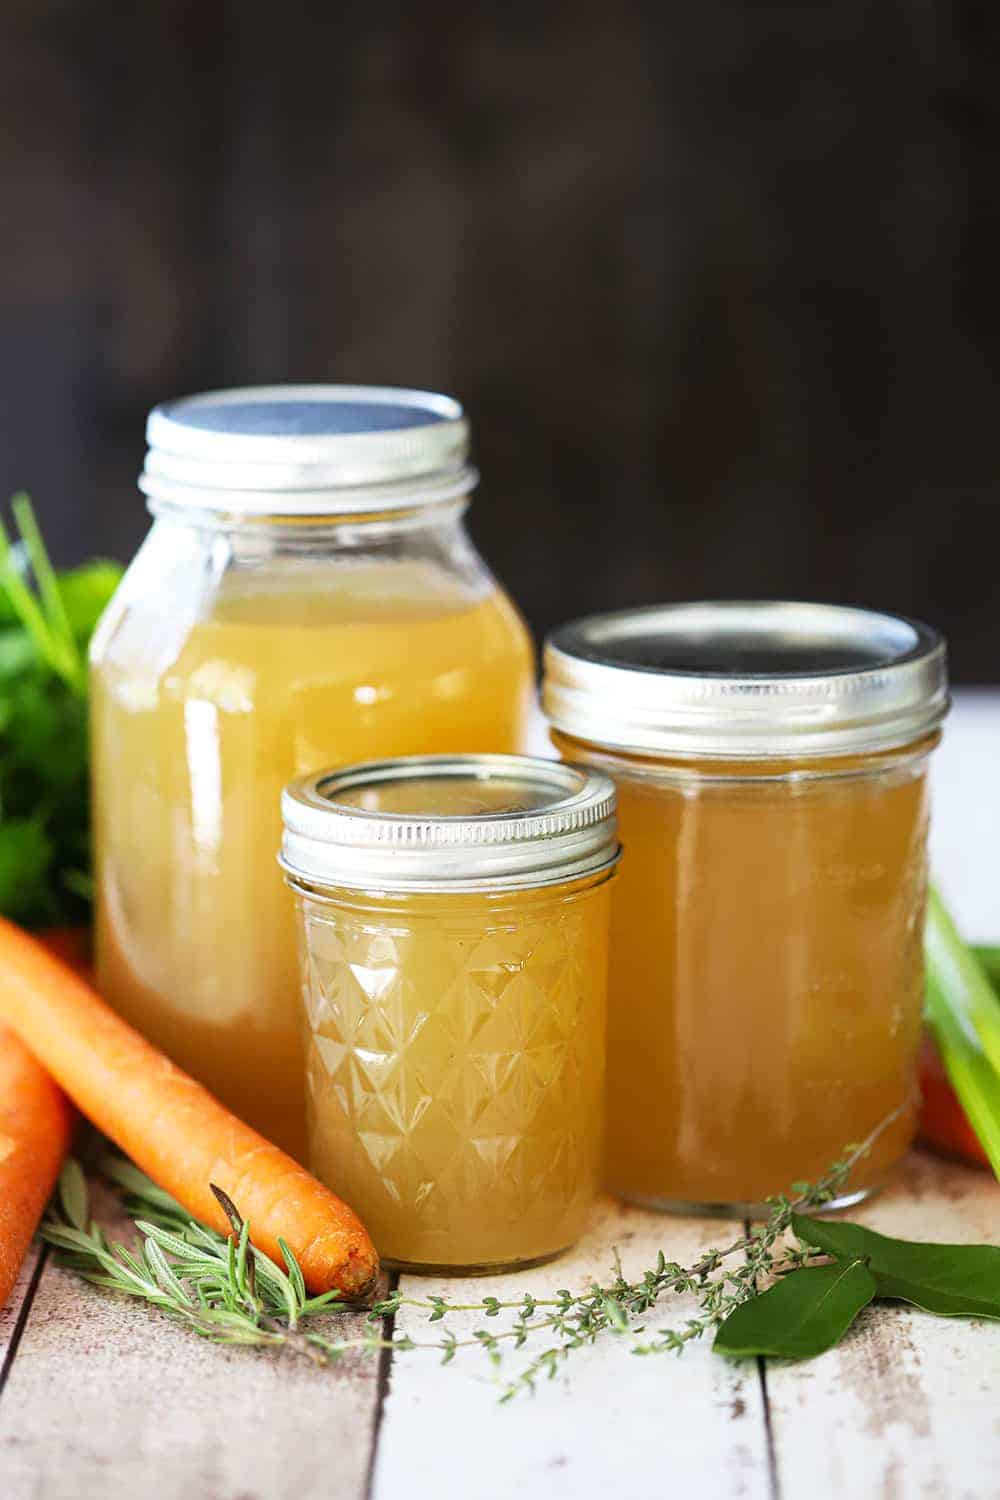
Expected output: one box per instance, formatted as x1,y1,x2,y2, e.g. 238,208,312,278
374,1112,896,1399
0,495,121,926
46,1110,999,1401
41,1157,389,1365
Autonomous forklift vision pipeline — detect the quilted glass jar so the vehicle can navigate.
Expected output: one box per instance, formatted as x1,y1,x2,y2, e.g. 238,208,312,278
281,754,618,1272
543,602,949,1216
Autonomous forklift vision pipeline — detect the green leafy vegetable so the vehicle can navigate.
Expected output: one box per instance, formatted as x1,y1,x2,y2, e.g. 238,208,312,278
56,561,127,640
714,1259,877,1359
973,945,1000,997
0,495,121,927
927,889,1000,1075
925,891,1000,1178
792,1214,1000,1320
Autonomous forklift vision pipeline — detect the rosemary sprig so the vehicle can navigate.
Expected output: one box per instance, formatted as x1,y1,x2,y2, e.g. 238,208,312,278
41,1157,388,1365
42,1113,899,1399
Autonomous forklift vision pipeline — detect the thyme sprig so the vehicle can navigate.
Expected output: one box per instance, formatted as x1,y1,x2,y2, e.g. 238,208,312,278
41,1112,899,1399
375,1110,898,1399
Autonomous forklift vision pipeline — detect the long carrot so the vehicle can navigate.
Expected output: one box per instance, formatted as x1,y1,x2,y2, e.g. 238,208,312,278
0,919,378,1298
0,1024,72,1311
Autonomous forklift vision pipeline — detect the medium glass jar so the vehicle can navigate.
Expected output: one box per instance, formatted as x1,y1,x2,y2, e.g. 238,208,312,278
281,754,618,1272
90,387,534,1158
543,601,949,1215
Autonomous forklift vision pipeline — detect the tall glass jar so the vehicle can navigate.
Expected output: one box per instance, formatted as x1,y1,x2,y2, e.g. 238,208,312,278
281,754,619,1272
542,602,949,1215
90,387,534,1158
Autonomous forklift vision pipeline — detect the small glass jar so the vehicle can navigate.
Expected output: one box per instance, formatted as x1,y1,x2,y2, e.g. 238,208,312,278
90,387,534,1159
543,602,949,1215
281,754,619,1272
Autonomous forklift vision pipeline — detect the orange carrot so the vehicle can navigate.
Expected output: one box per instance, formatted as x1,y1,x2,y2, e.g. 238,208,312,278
37,924,93,980
0,918,378,1298
0,1024,73,1311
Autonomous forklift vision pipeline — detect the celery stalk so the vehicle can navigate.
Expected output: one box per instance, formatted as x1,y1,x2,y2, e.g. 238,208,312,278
974,945,1000,994
926,889,1000,1076
924,888,1000,1180
925,975,1000,1178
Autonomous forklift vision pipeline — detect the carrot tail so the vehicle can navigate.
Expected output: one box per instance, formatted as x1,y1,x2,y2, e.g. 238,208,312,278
0,919,378,1298
0,1024,72,1311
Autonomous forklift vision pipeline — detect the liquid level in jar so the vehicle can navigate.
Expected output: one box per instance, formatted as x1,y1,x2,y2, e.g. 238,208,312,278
298,877,611,1270
92,562,533,1158
554,736,931,1212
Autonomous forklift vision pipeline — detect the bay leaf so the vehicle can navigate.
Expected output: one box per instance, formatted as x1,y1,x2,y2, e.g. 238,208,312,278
792,1214,1000,1319
714,1259,877,1359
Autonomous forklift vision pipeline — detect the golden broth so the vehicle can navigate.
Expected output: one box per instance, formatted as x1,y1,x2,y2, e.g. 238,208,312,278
554,735,931,1210
296,875,612,1270
92,561,534,1157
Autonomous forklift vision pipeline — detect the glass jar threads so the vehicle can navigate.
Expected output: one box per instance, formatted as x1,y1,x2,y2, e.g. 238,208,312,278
90,386,534,1158
281,754,619,1272
543,601,949,1215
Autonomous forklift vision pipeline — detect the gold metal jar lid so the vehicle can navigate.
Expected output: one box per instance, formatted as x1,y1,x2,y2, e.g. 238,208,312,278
543,601,949,760
281,754,619,893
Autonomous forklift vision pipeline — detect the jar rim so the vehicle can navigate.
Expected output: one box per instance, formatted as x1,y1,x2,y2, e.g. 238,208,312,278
281,753,619,893
140,384,475,515
543,600,949,759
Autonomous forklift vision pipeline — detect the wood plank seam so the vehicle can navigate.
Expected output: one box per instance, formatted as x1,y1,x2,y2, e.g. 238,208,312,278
761,1155,1000,1499
365,1270,400,1500
374,1202,773,1500
743,1214,783,1500
756,1358,782,1500
1,1247,387,1498
0,1246,48,1402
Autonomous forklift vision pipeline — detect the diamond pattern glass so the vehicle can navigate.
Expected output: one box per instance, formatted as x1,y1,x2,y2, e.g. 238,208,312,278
297,881,611,1269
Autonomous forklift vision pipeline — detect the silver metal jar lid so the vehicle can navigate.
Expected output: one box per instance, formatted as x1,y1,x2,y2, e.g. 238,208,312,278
543,601,949,760
140,384,476,514
281,754,619,893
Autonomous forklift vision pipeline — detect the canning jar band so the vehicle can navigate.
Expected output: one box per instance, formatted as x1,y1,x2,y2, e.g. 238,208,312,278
145,494,473,540
141,466,479,519
280,753,619,893
141,384,476,513
551,733,939,788
281,847,622,901
543,601,948,760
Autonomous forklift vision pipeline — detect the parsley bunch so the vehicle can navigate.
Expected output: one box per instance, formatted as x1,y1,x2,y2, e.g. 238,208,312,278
0,494,121,927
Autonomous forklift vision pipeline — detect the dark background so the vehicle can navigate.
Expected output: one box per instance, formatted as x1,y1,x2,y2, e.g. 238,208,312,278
1,2,998,678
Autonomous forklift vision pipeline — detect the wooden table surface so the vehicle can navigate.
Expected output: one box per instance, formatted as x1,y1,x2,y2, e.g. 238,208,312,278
2,694,998,1500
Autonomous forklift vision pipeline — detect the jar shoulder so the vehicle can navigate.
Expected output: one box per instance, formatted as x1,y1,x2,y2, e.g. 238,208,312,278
90,519,534,681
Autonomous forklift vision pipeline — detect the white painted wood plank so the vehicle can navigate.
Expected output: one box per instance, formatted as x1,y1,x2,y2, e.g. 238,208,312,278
930,688,1000,942
0,1190,384,1500
373,1196,771,1500
766,1151,1000,1500
0,701,990,1500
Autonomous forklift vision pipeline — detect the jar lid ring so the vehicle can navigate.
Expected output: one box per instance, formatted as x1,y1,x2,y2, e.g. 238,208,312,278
281,754,619,893
543,601,949,759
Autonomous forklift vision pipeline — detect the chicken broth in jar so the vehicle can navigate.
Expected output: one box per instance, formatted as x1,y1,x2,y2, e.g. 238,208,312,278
543,601,948,1214
91,388,534,1157
281,755,618,1270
